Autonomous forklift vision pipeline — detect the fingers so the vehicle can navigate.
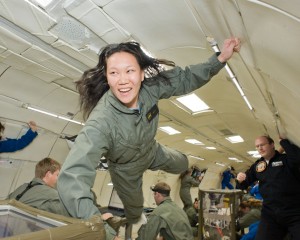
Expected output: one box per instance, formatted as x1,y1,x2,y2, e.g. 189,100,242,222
233,38,241,52
218,37,241,63
28,121,37,131
236,172,246,182
28,121,36,126
102,212,113,220
277,146,285,154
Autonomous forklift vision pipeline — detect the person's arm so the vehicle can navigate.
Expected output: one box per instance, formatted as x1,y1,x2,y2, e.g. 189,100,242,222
136,215,163,240
280,138,300,166
236,166,257,190
41,197,71,217
28,121,37,132
57,123,110,219
240,221,260,240
188,176,201,187
148,38,240,100
217,38,241,63
249,185,256,196
0,124,38,153
231,172,236,179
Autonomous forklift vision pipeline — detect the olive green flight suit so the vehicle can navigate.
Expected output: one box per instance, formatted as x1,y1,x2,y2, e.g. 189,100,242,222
57,54,225,224
137,197,193,240
180,175,200,211
7,177,70,217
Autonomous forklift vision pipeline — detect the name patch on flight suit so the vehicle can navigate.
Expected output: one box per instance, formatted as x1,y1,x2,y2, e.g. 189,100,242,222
272,161,283,167
146,104,159,122
256,161,267,172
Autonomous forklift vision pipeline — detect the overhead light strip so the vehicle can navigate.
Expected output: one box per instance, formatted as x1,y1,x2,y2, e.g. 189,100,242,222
189,155,204,161
225,135,244,143
23,104,85,126
215,162,225,167
159,126,181,135
210,41,253,110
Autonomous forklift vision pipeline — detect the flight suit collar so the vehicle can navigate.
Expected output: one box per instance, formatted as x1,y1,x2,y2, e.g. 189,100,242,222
259,150,280,164
107,90,143,115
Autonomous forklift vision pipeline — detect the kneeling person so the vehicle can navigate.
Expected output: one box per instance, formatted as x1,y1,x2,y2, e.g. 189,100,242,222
136,182,193,240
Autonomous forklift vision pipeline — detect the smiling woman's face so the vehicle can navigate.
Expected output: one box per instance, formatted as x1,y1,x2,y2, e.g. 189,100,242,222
106,51,145,109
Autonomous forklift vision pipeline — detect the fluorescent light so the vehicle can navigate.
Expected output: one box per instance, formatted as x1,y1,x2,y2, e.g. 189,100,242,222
189,155,204,160
27,106,57,117
242,96,253,111
215,162,225,167
248,150,261,158
58,116,83,125
226,135,244,143
159,126,181,135
228,157,243,163
23,104,85,126
209,41,253,111
33,0,54,8
206,147,216,150
107,182,113,186
185,139,204,145
175,93,210,114
247,150,258,155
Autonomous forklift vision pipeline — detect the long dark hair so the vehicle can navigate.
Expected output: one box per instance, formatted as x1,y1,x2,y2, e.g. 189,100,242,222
76,41,175,120
0,122,5,140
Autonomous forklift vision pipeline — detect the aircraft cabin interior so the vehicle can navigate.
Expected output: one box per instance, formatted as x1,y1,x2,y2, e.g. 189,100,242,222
0,0,300,239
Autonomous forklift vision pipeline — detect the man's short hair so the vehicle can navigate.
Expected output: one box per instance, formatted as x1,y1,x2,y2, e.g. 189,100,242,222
35,157,61,179
262,135,274,144
150,182,171,196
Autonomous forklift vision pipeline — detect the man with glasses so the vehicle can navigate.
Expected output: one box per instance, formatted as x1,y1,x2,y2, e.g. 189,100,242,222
236,135,300,240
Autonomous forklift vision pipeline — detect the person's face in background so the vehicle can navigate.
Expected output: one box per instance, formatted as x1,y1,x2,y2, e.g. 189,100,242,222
43,169,60,188
153,191,160,205
106,51,145,109
255,136,275,160
194,200,199,209
239,206,250,215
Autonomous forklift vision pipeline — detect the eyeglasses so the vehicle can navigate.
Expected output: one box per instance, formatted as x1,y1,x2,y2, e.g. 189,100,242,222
255,143,269,149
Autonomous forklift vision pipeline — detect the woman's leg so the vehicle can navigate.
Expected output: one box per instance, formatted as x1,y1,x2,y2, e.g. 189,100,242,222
109,161,146,224
149,143,188,173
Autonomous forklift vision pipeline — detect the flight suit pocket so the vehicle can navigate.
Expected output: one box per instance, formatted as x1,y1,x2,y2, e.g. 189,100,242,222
108,137,141,164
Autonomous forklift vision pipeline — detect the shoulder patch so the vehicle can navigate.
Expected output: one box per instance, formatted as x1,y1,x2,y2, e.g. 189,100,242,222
256,161,267,173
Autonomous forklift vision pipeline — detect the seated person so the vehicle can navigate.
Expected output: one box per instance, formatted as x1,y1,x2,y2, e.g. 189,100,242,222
0,121,38,153
7,157,70,217
185,198,199,237
136,182,193,240
7,157,125,240
236,199,262,234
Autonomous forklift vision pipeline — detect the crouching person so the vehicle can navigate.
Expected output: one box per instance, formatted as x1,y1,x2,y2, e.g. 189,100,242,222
136,182,193,240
